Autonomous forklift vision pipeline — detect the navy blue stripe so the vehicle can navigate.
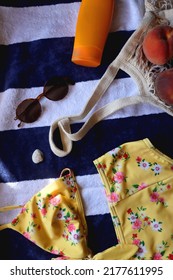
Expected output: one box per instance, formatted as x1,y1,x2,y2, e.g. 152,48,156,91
0,214,117,260
0,31,132,92
1,113,173,183
0,0,80,7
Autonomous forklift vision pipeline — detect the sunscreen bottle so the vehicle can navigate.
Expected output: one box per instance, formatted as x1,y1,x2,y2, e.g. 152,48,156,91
71,0,115,67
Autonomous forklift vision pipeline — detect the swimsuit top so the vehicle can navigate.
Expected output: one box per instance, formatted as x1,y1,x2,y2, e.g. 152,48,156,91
0,168,137,260
49,0,173,157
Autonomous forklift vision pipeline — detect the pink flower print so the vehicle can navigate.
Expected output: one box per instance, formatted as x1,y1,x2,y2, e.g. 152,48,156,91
48,246,60,255
20,207,27,214
67,223,76,232
153,252,162,260
132,219,142,230
167,184,171,190
49,195,61,206
41,208,47,216
54,256,69,260
133,238,141,246
138,183,147,190
113,172,125,183
171,166,173,171
107,192,119,203
159,197,164,204
50,249,59,254
53,251,69,260
150,192,159,202
23,231,31,240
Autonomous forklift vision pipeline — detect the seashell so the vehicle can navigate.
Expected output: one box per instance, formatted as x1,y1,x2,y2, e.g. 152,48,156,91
32,149,44,164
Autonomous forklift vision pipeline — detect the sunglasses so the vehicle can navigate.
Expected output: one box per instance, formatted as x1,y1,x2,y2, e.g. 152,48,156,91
15,76,75,127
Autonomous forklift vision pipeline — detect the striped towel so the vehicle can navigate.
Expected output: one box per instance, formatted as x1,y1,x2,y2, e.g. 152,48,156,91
0,0,173,260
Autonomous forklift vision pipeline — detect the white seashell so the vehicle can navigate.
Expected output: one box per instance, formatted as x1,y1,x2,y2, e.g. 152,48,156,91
32,149,44,164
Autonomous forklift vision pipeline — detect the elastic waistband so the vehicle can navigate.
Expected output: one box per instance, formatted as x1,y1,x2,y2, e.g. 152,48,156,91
143,138,173,165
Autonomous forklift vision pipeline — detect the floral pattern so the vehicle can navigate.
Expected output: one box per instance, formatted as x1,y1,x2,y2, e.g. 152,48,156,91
11,217,19,226
7,170,88,259
36,198,47,217
63,227,81,245
150,181,171,207
152,241,169,260
55,207,81,245
127,207,162,232
112,215,121,227
61,173,78,199
126,182,148,195
94,140,173,260
108,146,130,161
49,195,62,208
136,157,162,175
96,147,130,204
131,234,147,260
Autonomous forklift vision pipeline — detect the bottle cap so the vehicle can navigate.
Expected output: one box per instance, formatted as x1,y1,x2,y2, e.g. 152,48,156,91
71,46,102,67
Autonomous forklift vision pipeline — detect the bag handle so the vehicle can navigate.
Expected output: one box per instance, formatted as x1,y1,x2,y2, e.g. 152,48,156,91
49,57,120,157
49,11,157,158
49,94,146,157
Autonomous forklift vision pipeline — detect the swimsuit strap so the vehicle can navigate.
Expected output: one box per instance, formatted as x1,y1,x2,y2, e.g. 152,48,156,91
0,204,24,212
0,204,24,230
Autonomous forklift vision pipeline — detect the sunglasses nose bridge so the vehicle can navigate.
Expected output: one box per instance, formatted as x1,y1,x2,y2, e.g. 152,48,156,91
37,92,44,101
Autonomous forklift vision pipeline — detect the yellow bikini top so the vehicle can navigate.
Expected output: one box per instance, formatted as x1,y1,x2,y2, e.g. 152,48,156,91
49,0,173,158
0,168,137,260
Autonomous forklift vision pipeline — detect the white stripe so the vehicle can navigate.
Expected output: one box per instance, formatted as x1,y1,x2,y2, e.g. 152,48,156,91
0,78,163,131
0,0,144,45
0,173,109,224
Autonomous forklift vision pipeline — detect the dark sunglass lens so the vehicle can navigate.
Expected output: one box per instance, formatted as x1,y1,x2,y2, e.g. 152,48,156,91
43,76,75,101
16,99,41,123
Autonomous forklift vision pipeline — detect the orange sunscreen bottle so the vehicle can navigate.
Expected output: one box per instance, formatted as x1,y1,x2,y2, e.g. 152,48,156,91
71,0,115,67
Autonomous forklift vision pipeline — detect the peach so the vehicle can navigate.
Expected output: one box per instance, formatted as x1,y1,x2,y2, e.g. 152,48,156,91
155,68,173,105
142,25,173,65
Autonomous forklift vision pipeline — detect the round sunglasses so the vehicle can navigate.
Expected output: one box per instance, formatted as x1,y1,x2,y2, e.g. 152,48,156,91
15,76,75,127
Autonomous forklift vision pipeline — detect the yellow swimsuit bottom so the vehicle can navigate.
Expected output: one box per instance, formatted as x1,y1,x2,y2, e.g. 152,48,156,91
94,138,173,260
1,139,173,260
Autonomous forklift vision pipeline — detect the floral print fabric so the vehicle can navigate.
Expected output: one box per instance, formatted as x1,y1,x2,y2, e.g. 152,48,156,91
94,138,173,260
0,169,89,259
